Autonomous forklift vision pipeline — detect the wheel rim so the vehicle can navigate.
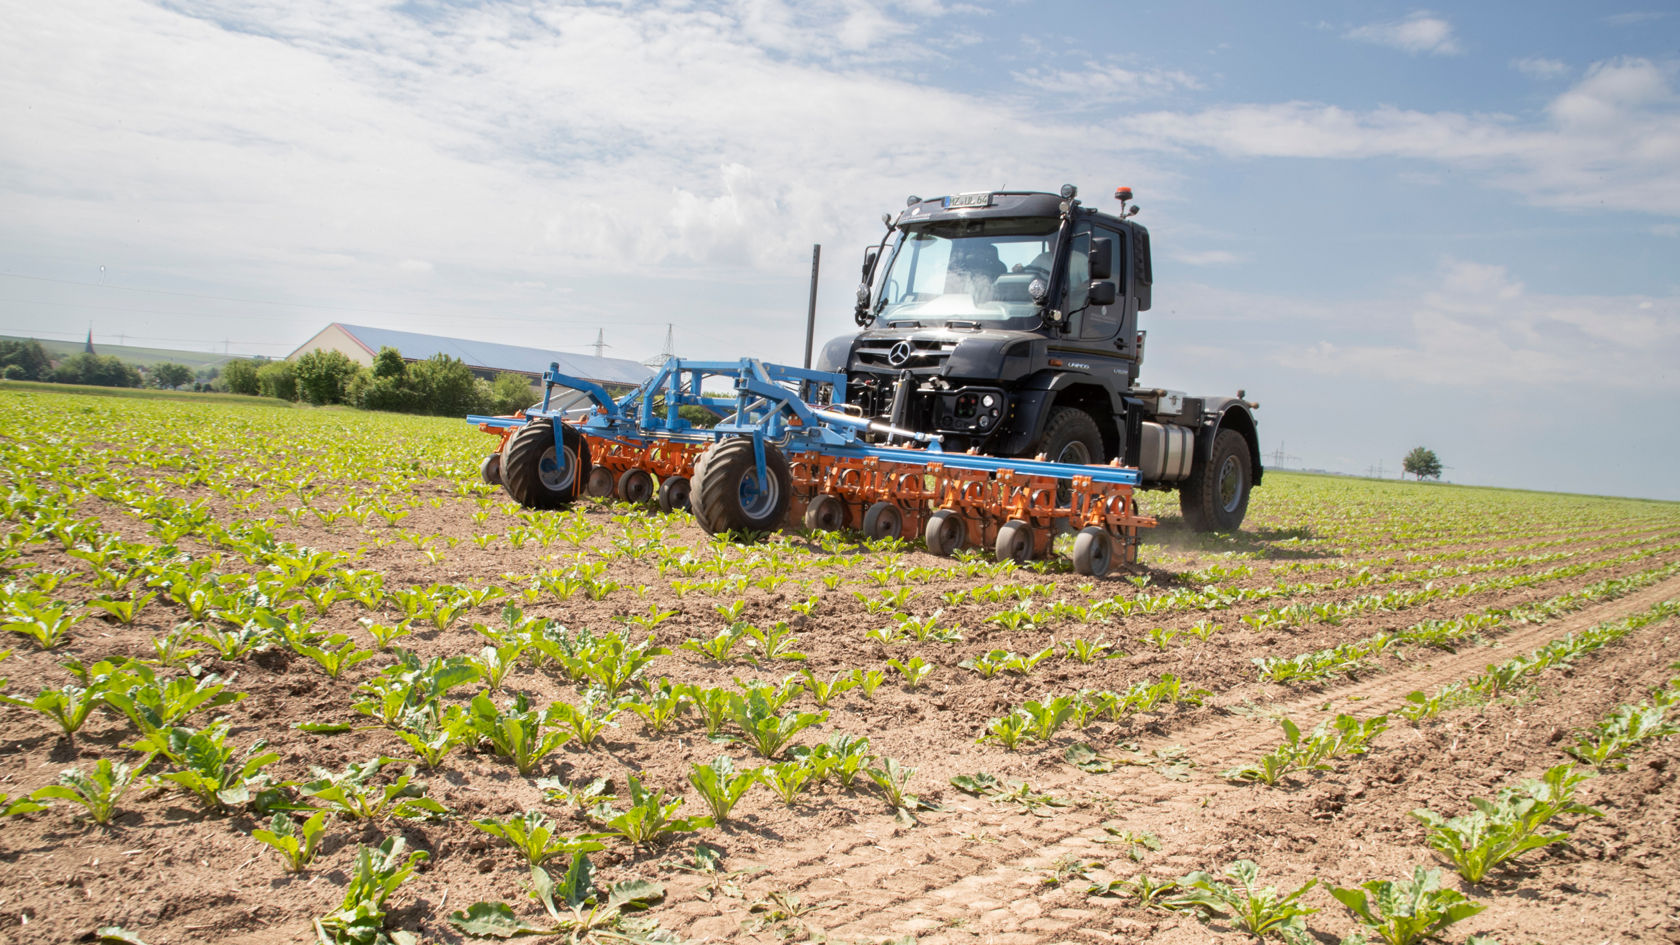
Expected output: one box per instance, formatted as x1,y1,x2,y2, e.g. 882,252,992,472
1055,441,1093,466
537,446,574,492
1217,455,1243,513
738,468,780,518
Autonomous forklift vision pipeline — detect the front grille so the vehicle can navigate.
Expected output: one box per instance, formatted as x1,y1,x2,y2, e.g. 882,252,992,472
853,338,949,374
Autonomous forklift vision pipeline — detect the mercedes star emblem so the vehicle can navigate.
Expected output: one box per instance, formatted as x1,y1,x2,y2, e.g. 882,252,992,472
887,341,914,367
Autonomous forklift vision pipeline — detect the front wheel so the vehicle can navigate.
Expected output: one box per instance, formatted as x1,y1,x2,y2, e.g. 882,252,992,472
1179,428,1252,532
501,419,589,509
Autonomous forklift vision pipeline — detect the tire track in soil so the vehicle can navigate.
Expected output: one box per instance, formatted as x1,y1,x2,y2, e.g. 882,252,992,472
662,576,1680,944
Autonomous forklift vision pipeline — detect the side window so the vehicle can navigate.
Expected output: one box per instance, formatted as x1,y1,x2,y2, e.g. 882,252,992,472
1081,227,1123,341
1064,229,1091,315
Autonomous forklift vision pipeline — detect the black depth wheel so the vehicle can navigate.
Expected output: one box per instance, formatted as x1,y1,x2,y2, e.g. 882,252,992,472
586,467,615,498
501,419,589,510
995,519,1033,564
656,476,692,513
1179,428,1252,532
924,509,965,556
691,438,792,536
803,494,846,531
479,452,502,487
861,501,904,540
616,468,654,504
1072,526,1114,577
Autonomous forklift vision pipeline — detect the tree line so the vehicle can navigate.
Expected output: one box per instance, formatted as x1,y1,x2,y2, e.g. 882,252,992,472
0,339,200,390
221,346,536,416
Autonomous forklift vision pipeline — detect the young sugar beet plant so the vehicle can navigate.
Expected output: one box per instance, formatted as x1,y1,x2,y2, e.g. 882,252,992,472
586,774,713,847
1330,866,1492,945
1410,762,1601,884
314,835,429,945
473,809,606,867
30,757,151,826
688,756,762,824
449,852,666,941
1223,714,1388,787
1171,860,1318,943
251,810,329,873
132,722,281,814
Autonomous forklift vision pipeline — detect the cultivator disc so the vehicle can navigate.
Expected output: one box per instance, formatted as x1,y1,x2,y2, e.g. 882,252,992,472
471,357,1155,576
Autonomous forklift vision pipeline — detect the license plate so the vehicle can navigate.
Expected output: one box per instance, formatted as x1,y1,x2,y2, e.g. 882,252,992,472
946,192,991,209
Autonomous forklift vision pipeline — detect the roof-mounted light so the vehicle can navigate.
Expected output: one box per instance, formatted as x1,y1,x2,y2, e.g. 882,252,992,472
905,195,921,206
1059,184,1078,199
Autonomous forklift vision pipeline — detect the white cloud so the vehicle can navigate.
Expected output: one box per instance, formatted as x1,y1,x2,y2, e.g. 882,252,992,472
1512,57,1571,80
1126,58,1680,216
396,259,433,274
1344,11,1462,56
1653,224,1680,237
1276,258,1680,391
1013,62,1201,101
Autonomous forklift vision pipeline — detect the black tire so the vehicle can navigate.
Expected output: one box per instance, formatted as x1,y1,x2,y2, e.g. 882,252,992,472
924,509,965,556
479,452,502,487
803,494,845,531
691,438,792,535
689,446,721,533
995,519,1033,563
1180,428,1252,532
501,419,589,509
656,476,691,513
861,501,904,540
1036,406,1104,466
617,468,654,504
586,467,615,498
1072,526,1114,577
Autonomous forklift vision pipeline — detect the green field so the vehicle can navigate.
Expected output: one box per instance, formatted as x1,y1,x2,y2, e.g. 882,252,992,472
2,388,1678,945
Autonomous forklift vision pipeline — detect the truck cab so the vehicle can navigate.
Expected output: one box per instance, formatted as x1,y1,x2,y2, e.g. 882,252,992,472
816,186,1262,531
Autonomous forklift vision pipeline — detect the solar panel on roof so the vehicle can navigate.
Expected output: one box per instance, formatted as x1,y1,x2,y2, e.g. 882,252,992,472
335,324,653,386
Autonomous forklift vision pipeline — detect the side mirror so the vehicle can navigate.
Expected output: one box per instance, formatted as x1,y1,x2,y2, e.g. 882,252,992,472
1089,238,1112,280
861,246,880,282
1086,280,1117,307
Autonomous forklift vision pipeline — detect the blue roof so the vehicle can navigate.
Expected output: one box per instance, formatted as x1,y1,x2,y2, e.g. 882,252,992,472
335,323,653,386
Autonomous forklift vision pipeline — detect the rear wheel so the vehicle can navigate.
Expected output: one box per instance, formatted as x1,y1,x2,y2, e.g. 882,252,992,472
1180,428,1252,532
995,519,1033,564
616,468,654,504
862,501,904,540
501,420,589,509
656,476,691,513
691,438,792,536
1072,526,1114,577
924,510,965,556
586,467,615,498
803,494,846,531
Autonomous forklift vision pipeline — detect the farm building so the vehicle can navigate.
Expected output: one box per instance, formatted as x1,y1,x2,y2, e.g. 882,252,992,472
287,322,653,387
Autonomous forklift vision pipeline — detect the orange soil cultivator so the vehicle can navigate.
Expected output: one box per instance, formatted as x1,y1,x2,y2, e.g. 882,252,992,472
471,358,1154,576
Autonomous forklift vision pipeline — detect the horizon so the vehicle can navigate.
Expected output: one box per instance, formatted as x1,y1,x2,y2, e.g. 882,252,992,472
3,2,1676,500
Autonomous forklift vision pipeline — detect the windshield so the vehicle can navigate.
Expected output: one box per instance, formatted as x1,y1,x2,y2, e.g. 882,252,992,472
873,220,1058,325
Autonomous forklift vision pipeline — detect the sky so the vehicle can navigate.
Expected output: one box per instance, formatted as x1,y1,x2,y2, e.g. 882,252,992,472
2,1,1678,500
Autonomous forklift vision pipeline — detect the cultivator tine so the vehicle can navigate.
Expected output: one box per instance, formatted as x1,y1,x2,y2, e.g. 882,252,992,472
470,358,1155,575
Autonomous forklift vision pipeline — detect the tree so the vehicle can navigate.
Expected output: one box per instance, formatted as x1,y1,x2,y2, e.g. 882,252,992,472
294,349,363,405
1403,446,1442,481
0,339,51,381
52,353,141,388
408,354,489,416
256,360,298,401
371,346,407,380
150,362,195,390
488,373,536,414
222,359,262,395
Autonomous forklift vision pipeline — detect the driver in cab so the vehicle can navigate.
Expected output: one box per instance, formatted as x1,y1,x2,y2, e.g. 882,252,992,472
945,242,1006,303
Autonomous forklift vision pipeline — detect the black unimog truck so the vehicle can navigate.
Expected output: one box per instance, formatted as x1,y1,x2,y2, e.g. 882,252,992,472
816,185,1261,531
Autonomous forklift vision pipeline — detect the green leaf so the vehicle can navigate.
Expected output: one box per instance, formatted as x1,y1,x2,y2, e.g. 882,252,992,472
1064,742,1115,773
296,721,353,734
558,850,596,909
447,902,551,938
607,878,665,912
